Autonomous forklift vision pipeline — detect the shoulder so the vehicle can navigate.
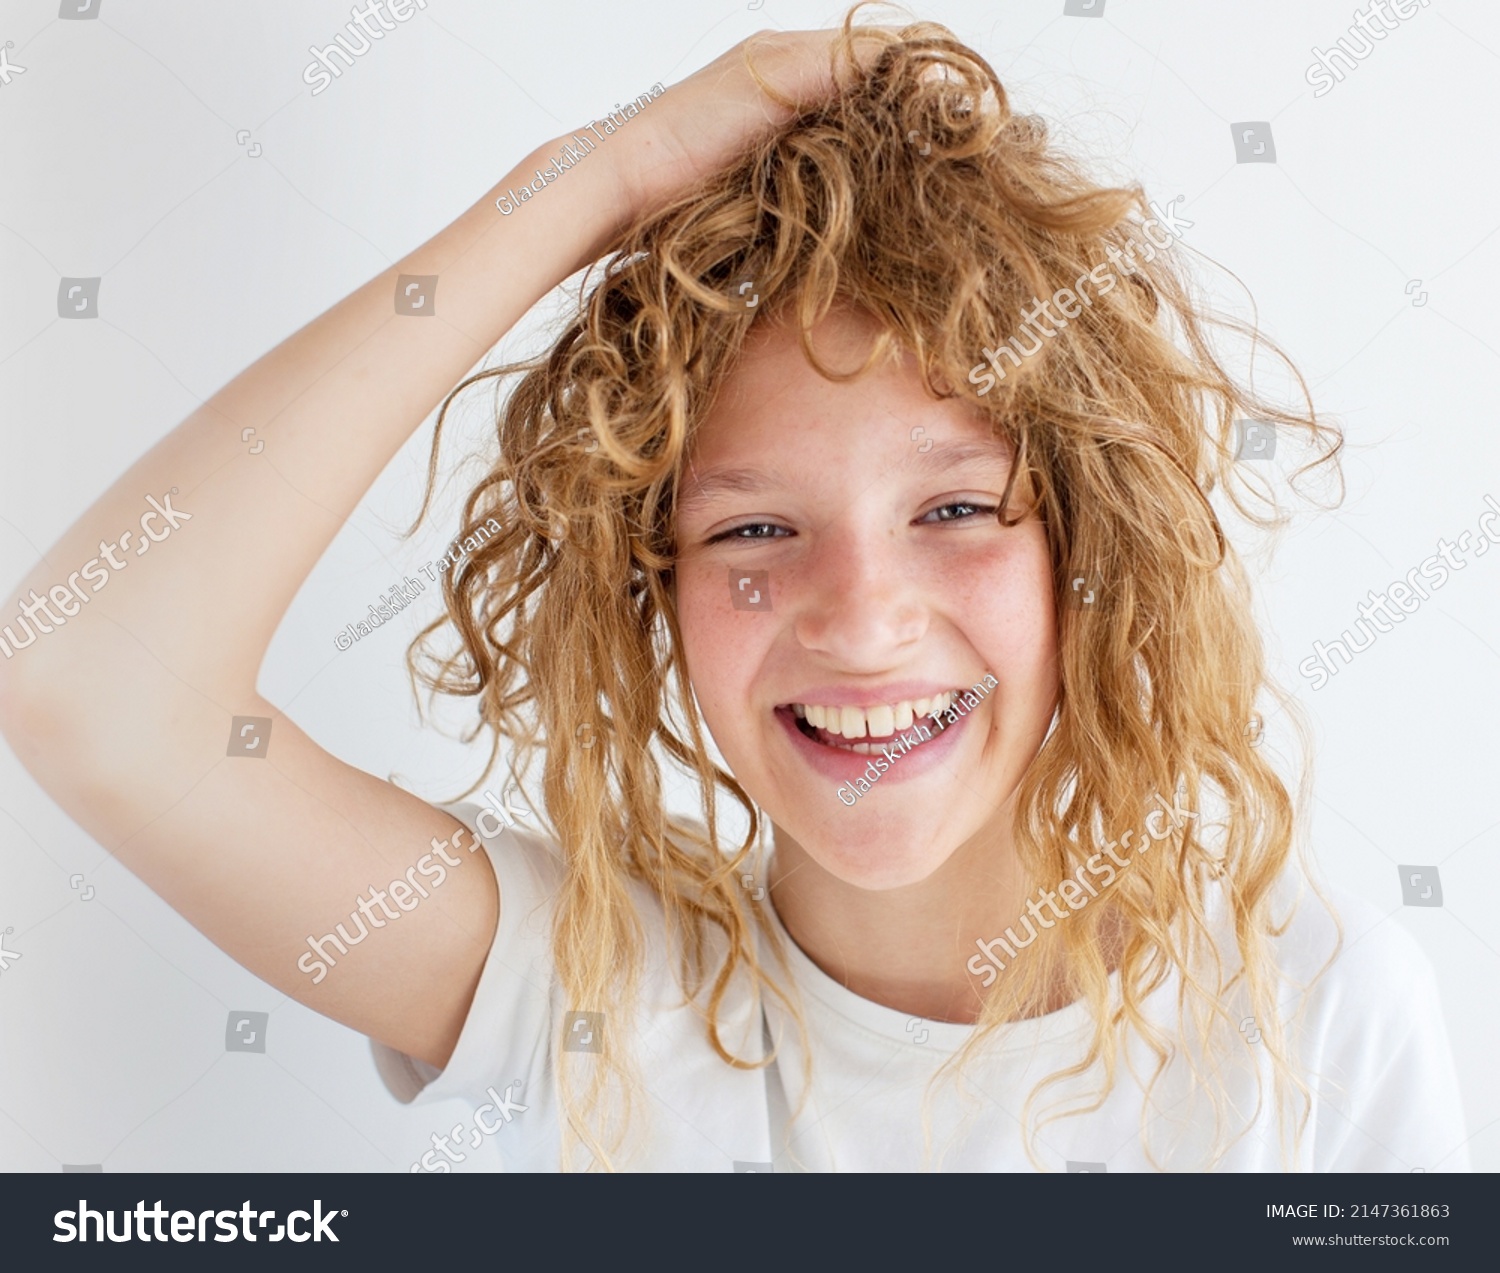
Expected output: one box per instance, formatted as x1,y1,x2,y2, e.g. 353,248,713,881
1264,877,1439,1026
1253,874,1470,1170
1257,874,1454,1111
453,802,735,999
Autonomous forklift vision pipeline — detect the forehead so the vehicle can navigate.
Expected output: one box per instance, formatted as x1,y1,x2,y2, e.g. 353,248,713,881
708,306,912,415
682,309,1009,486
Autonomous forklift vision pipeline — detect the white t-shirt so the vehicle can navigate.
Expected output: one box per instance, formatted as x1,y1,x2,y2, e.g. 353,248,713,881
373,806,1470,1172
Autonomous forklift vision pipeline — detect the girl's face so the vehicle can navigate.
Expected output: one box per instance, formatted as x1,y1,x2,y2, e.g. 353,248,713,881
673,309,1060,891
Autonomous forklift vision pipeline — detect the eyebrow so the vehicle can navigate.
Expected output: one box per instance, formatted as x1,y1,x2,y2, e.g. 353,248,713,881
677,439,1013,512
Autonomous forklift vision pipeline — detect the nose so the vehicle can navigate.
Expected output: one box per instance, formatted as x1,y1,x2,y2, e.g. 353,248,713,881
791,524,930,667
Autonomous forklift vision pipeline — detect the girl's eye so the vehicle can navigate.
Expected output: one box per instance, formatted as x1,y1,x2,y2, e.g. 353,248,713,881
920,501,999,524
706,522,789,544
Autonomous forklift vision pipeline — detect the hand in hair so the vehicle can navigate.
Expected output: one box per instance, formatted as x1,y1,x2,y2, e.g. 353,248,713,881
608,26,889,229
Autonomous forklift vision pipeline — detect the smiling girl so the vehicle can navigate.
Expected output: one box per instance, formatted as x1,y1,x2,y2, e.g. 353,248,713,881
0,13,1467,1171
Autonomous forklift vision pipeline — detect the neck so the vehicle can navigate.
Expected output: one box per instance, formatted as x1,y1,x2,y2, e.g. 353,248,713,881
767,817,1124,1025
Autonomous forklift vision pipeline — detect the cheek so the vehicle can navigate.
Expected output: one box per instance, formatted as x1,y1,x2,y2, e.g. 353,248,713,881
672,564,784,779
959,526,1058,671
674,563,719,665
674,562,755,714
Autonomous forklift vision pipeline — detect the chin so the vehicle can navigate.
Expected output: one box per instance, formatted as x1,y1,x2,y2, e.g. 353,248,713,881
794,811,961,891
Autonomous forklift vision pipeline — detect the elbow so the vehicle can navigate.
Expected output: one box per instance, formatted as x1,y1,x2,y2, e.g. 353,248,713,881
0,660,71,772
0,636,105,776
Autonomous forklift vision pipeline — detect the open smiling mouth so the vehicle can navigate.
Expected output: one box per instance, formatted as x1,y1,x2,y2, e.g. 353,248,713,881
783,690,962,754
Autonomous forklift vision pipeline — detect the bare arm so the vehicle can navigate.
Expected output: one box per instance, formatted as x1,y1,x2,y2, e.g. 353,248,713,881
0,30,869,1070
0,127,641,1068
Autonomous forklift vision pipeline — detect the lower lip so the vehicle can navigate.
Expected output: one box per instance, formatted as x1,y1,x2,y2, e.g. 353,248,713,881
774,704,971,788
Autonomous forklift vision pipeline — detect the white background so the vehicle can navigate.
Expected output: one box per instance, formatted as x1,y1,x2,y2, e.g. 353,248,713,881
0,0,1495,1171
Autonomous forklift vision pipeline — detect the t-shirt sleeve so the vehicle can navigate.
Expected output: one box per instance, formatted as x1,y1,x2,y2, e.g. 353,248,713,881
1294,893,1471,1172
369,802,563,1108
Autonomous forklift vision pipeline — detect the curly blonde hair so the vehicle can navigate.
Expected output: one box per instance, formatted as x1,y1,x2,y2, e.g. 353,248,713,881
408,7,1343,1170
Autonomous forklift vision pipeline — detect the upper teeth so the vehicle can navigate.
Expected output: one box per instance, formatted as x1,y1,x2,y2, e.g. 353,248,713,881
792,692,958,739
